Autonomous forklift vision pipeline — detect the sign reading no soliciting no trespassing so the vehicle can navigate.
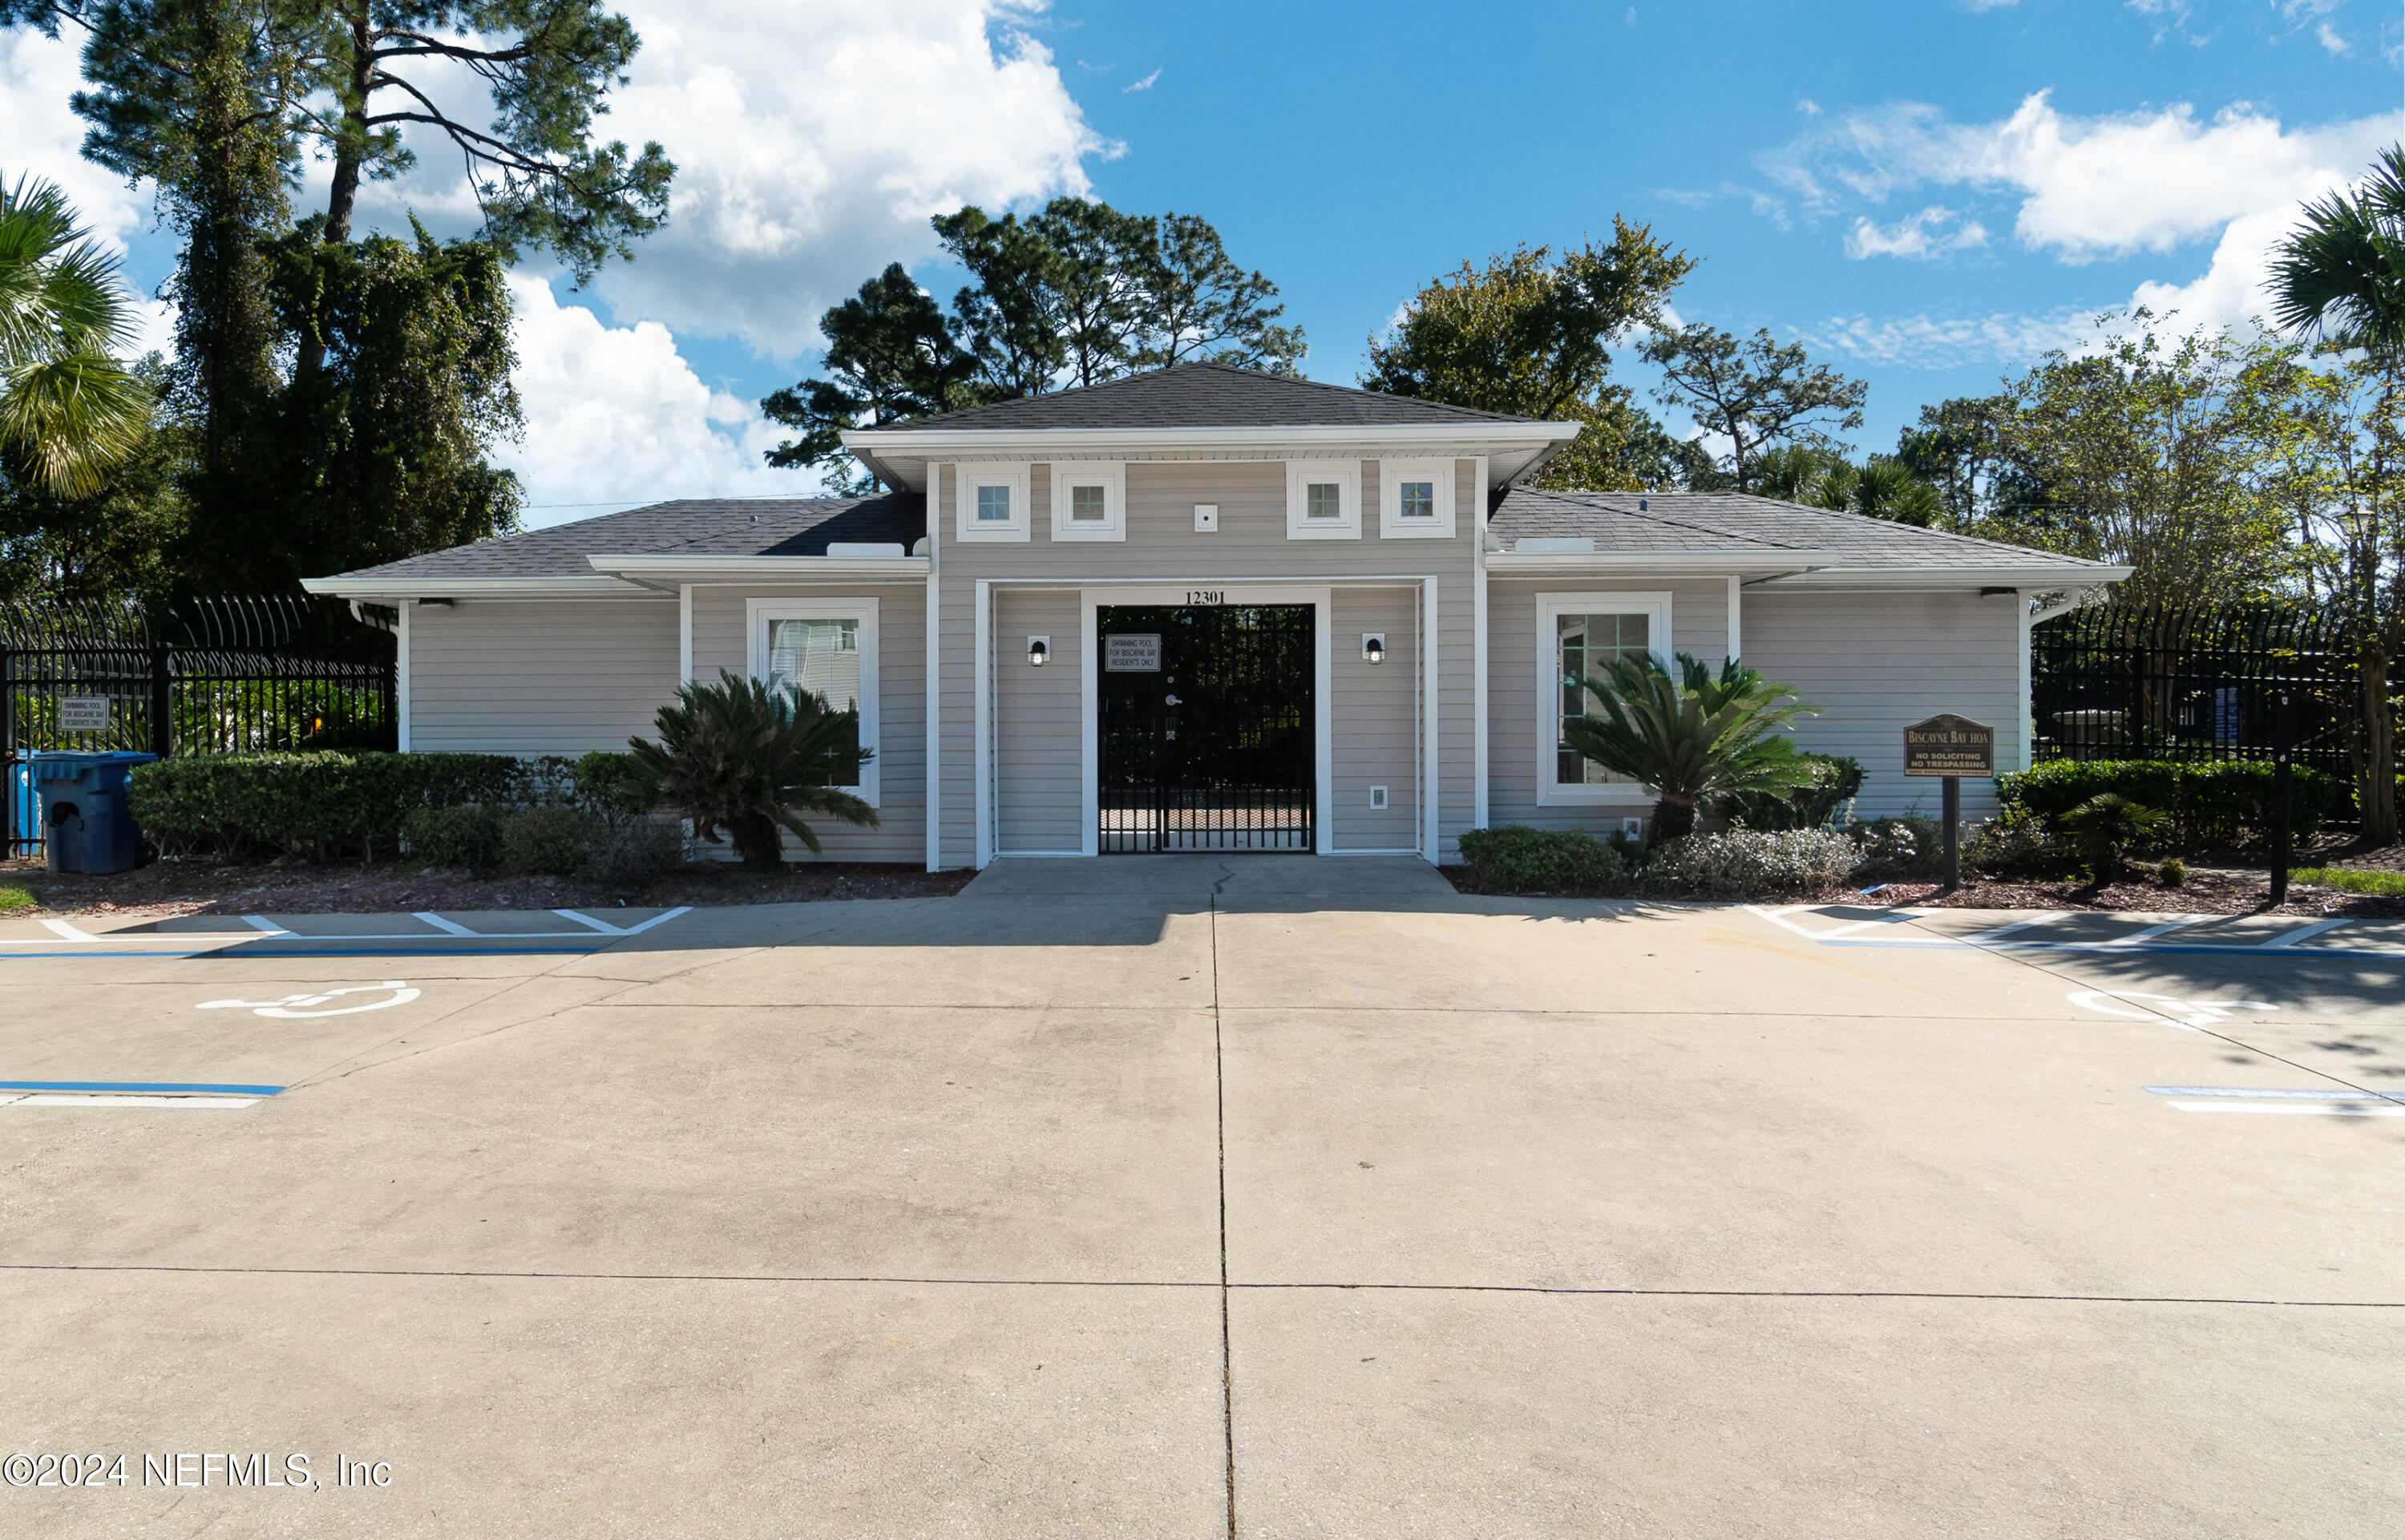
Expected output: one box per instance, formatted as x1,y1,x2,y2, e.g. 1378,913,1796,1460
1902,713,1995,777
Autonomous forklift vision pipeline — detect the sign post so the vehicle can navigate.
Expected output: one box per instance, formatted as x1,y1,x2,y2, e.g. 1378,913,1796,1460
1904,714,1995,895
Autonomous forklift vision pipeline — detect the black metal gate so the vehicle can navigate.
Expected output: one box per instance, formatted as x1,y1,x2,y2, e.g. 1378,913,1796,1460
3,596,398,857
1098,604,1313,853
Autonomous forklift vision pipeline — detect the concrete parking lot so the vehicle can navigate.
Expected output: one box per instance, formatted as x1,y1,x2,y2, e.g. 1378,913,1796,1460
2,857,2399,1537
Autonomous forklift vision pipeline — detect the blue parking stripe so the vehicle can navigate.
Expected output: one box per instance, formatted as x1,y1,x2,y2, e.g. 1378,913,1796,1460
0,945,604,960
2,1081,284,1095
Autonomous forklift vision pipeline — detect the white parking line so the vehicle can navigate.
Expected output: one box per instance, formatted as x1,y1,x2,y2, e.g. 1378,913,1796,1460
2262,918,2353,948
240,915,290,935
2164,1101,2405,1117
410,911,479,936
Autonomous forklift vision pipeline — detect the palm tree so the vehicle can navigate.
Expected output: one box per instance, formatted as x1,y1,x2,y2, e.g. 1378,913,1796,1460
0,172,152,499
2269,145,2405,350
628,671,879,870
1561,652,1818,841
1750,444,1940,526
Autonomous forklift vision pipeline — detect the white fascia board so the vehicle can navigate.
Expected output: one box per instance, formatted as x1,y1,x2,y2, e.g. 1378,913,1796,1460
1485,550,1849,573
1751,565,2132,591
586,555,932,580
301,574,651,600
844,422,1579,491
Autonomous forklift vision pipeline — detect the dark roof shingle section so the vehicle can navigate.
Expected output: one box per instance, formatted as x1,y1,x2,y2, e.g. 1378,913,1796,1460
1489,489,2119,571
878,362,1551,433
327,493,926,580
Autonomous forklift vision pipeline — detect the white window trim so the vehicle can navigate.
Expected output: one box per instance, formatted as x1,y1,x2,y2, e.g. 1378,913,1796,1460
1378,457,1456,539
1049,460,1126,542
956,462,1031,543
1535,590,1671,806
1284,459,1362,540
747,596,881,807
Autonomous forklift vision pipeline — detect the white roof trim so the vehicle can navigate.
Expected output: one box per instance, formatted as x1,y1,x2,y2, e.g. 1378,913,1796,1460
843,422,1580,452
1748,565,2132,590
586,555,931,579
1487,549,1850,572
301,574,652,600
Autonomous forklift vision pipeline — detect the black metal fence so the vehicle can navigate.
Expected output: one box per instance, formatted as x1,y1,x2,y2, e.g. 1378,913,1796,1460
3,596,398,858
2031,601,2395,823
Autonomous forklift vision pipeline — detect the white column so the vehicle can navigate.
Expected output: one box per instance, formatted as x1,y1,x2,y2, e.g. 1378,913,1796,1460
1726,575,1741,666
924,499,942,872
972,576,992,869
1423,576,1441,863
2016,596,2035,772
677,584,693,685
1472,455,1489,830
394,601,412,753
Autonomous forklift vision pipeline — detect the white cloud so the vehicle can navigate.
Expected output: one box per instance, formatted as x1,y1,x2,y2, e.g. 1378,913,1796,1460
0,30,151,253
1768,91,2405,330
2316,21,2348,55
1845,204,1989,259
1797,309,2096,370
499,275,817,524
1122,68,1162,93
1961,0,2019,11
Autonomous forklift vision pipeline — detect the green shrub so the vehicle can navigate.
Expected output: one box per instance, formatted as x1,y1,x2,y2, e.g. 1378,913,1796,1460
1997,759,2338,846
1639,829,1860,897
502,806,598,877
1712,753,1864,831
1455,826,1628,895
1848,817,1946,879
572,750,658,815
1964,817,2078,877
581,815,684,884
131,752,546,863
2158,857,2187,887
2059,792,2169,883
404,805,506,873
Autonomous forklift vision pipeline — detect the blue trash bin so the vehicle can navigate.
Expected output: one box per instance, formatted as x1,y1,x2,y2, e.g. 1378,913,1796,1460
28,750,159,875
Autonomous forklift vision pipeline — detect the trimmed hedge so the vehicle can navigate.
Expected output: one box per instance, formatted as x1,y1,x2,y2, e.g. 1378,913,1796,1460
129,750,657,863
1996,758,2339,846
1455,826,1629,895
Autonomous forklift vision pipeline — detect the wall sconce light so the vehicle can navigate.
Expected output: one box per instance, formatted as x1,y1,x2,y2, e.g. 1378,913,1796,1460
1361,633,1386,665
1027,635,1050,667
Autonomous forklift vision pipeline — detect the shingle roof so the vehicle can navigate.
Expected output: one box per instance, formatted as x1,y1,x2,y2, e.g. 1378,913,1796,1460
875,362,1553,433
1489,489,2120,571
327,493,926,580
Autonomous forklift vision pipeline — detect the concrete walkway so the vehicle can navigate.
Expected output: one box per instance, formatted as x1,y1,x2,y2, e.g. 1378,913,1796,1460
960,851,1460,905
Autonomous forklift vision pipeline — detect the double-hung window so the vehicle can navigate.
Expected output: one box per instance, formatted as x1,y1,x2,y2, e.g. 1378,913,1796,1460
748,597,879,806
1536,591,1671,804
1376,458,1456,537
956,463,1030,542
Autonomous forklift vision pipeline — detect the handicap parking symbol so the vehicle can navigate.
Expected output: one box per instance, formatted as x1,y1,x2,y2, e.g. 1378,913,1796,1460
197,982,421,1019
2067,989,2278,1031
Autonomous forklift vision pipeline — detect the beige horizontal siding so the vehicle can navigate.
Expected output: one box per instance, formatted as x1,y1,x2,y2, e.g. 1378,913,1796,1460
688,582,927,863
409,600,678,756
996,588,1084,852
1744,591,2023,819
1484,578,1733,835
1331,587,1418,849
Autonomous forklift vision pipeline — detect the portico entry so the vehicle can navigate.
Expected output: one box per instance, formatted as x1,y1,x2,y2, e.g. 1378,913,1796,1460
1097,604,1314,853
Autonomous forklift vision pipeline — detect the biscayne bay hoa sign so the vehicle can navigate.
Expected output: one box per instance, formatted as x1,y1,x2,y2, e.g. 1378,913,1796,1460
1903,714,1995,778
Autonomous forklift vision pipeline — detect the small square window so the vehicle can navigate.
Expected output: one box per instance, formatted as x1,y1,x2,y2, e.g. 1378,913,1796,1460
1398,481,1436,519
1307,483,1343,520
976,484,1013,522
1071,484,1107,522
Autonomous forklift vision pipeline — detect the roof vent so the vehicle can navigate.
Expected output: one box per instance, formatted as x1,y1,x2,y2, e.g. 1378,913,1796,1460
1516,536,1596,554
1639,497,1648,511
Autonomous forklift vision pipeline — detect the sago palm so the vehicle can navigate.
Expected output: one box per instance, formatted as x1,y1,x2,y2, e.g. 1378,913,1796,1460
0,172,151,498
2269,144,2405,351
1560,652,1818,841
628,671,878,870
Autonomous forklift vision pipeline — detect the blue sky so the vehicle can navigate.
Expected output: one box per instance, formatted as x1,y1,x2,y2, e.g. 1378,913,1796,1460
7,0,2403,524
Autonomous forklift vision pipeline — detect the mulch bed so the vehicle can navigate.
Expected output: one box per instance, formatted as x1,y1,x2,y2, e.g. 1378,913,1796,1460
0,857,972,920
1444,863,2405,917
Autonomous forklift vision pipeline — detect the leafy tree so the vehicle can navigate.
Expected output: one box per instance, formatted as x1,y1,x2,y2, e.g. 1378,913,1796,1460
1640,325,1868,493
1362,223,1699,491
0,172,151,497
238,220,523,588
760,264,978,495
768,200,1303,486
629,670,878,871
1991,313,2298,608
1559,650,1818,841
1751,445,1941,525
